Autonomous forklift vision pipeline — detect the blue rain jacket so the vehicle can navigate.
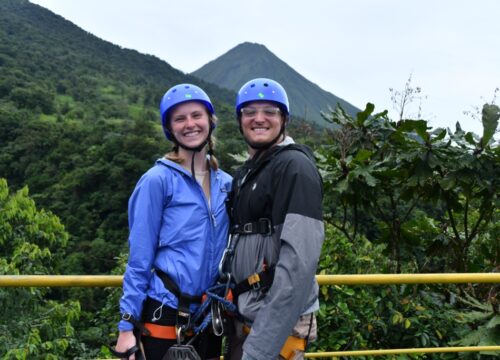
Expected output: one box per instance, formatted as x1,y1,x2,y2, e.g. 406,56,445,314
118,158,232,331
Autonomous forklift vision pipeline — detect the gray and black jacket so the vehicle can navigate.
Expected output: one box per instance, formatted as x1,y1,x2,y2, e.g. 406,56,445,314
228,137,324,359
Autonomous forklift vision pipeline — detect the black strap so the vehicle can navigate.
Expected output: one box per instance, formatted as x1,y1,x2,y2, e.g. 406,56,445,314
121,313,151,336
233,267,275,296
155,269,202,328
109,345,141,358
156,270,202,303
305,313,314,348
232,218,272,235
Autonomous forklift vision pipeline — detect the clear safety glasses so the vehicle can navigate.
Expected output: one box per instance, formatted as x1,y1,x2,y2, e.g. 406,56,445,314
240,106,281,118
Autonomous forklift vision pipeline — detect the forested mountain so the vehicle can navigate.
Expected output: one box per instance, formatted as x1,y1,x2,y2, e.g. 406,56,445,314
0,0,246,274
0,0,235,108
0,0,322,275
191,42,360,126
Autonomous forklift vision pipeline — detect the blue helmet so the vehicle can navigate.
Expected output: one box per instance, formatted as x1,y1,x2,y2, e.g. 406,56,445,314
159,83,215,141
235,78,289,116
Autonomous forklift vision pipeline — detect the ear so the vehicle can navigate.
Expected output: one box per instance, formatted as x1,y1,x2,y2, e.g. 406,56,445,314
281,114,288,126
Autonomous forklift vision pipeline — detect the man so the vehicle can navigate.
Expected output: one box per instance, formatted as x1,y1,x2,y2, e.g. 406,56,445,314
224,78,324,360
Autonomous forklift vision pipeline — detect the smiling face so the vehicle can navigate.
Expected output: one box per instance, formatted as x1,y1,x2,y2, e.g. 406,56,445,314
169,101,211,150
239,101,284,152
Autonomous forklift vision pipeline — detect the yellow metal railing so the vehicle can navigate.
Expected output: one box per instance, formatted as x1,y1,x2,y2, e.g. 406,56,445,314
1,273,499,358
305,346,500,358
2,273,500,287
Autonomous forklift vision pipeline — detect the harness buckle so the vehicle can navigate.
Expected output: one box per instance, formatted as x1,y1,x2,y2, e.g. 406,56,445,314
242,222,254,233
258,218,272,235
247,273,261,291
176,310,191,331
240,218,272,235
121,312,132,321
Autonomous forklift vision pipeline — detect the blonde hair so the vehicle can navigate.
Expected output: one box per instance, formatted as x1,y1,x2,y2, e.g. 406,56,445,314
164,114,219,170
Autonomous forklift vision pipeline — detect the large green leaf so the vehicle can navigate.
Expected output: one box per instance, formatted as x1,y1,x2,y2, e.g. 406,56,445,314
356,103,375,126
353,149,373,163
486,315,500,329
481,103,500,146
430,128,446,142
438,176,456,191
464,132,476,146
427,152,441,169
351,167,378,187
398,120,429,142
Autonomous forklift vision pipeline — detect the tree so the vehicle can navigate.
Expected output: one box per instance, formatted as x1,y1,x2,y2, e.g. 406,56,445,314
317,102,499,274
0,178,88,359
315,101,499,354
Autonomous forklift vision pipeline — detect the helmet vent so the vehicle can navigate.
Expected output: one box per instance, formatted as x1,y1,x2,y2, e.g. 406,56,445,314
172,89,177,93
250,84,255,88
263,83,269,87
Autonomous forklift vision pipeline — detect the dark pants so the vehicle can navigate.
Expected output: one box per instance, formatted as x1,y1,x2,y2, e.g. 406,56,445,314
224,313,317,360
141,297,222,360
142,333,221,360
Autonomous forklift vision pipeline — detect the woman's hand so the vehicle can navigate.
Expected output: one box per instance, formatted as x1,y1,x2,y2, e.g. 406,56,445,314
115,330,137,360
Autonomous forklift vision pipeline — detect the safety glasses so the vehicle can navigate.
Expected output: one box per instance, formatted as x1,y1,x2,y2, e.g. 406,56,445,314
240,106,281,118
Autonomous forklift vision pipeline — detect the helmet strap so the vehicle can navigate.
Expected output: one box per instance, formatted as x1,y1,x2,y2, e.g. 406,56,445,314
176,139,208,153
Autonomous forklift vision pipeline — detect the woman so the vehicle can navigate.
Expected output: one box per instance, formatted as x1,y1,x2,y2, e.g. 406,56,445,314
114,84,232,359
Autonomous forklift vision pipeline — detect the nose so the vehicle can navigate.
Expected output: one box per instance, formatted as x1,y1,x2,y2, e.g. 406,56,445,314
185,116,196,127
254,110,266,122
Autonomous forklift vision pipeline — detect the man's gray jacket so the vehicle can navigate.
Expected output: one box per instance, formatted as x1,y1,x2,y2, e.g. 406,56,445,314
228,139,324,359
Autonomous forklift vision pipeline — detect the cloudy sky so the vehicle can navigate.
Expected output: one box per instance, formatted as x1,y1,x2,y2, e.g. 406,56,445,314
30,0,499,135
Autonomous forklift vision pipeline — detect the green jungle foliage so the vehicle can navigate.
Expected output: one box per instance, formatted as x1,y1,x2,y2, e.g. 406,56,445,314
0,179,83,358
313,102,499,358
0,0,499,358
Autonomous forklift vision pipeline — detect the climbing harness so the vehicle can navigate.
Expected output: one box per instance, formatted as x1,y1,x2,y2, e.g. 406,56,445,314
154,270,236,359
232,218,273,235
223,218,276,297
233,266,275,295
156,269,202,331
164,327,201,360
114,273,236,359
160,283,236,359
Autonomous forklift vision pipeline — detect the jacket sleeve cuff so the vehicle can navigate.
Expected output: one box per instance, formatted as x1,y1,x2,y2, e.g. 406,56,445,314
118,319,135,332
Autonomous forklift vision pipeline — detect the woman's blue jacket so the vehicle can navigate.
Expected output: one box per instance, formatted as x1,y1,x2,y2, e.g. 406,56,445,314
118,158,232,331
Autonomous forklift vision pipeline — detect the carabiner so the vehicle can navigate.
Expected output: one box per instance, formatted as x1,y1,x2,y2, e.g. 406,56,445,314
176,326,183,345
218,234,235,280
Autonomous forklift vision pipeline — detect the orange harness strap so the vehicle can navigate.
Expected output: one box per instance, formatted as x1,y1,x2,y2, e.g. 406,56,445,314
242,325,306,360
279,336,306,360
143,323,177,340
